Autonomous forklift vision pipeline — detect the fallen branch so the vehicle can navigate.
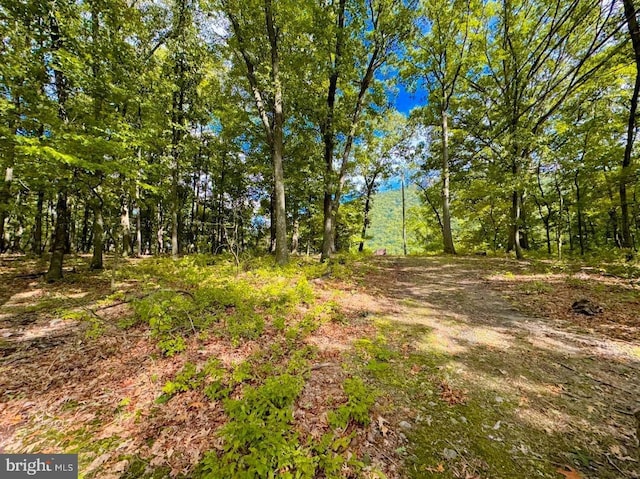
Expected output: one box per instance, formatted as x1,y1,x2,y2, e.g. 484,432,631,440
606,454,629,477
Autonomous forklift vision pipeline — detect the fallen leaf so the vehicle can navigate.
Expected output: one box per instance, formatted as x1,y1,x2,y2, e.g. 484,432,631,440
424,463,445,473
377,416,389,436
556,466,584,479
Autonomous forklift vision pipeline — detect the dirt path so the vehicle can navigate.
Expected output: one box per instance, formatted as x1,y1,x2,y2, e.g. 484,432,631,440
360,256,640,479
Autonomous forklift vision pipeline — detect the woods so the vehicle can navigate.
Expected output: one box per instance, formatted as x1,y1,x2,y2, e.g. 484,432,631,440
0,0,639,269
2,2,640,477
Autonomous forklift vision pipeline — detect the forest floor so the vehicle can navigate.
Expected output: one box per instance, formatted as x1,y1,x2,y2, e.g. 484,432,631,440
0,254,638,478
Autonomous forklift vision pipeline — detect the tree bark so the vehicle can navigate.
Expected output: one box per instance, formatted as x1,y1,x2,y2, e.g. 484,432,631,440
402,172,407,256
90,197,104,270
32,190,44,255
46,5,70,280
441,111,456,254
358,182,375,253
320,0,346,262
575,171,585,255
0,166,14,253
265,0,288,265
46,191,68,282
121,199,132,256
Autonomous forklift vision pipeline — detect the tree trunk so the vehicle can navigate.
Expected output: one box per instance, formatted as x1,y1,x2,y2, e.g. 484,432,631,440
621,0,640,249
32,190,44,255
441,111,456,254
171,167,179,257
136,195,142,257
156,204,164,254
265,0,288,266
46,8,70,279
121,199,132,256
320,0,346,262
359,183,374,253
291,215,299,254
512,190,524,259
46,191,68,282
575,171,585,255
0,166,14,253
321,192,334,260
402,172,407,256
90,198,104,270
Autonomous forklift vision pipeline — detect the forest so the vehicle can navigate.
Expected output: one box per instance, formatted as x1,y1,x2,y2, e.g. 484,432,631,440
1,0,639,270
1,0,640,478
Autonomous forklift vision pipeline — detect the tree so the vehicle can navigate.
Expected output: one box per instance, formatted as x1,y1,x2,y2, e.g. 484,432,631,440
220,0,297,265
315,0,416,262
621,0,640,250
406,0,482,254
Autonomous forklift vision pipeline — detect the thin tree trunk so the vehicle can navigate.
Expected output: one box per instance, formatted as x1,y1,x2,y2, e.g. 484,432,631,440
46,191,68,281
121,199,131,256
263,0,288,265
136,189,142,257
156,204,164,255
32,190,44,255
0,166,14,253
291,214,299,254
359,183,375,253
320,0,346,262
90,198,104,270
402,172,407,256
621,0,640,249
441,110,456,254
575,171,585,255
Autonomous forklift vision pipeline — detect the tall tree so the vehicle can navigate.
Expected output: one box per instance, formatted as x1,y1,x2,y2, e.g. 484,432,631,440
407,0,481,254
621,0,640,250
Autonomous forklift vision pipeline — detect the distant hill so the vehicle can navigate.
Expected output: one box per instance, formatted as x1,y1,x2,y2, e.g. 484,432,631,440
364,186,423,255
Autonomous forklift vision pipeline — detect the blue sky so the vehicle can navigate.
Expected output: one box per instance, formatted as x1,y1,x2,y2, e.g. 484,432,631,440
393,83,425,115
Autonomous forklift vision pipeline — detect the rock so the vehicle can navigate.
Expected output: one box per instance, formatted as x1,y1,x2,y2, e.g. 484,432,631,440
399,421,412,430
571,299,603,316
374,249,387,256
495,396,504,403
49,318,64,327
2,332,13,338
443,448,457,460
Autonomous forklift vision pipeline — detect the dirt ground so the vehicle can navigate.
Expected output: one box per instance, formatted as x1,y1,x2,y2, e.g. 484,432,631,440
0,254,638,479
354,256,639,479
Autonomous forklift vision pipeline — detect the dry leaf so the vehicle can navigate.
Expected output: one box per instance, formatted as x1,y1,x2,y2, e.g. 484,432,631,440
377,416,389,436
424,463,445,473
556,466,584,479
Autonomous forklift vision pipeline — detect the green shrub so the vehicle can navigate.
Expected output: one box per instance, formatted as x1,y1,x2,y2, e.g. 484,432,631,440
159,358,229,403
197,374,315,479
328,378,376,430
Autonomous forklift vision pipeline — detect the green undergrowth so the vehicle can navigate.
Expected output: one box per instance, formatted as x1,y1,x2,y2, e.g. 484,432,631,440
196,372,378,479
114,253,382,478
125,254,334,354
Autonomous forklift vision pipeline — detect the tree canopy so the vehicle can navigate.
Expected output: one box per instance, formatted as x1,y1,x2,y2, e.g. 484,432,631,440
0,0,638,273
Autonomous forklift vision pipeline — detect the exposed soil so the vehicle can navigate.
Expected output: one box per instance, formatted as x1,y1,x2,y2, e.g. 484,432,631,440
0,254,638,479
354,256,640,478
